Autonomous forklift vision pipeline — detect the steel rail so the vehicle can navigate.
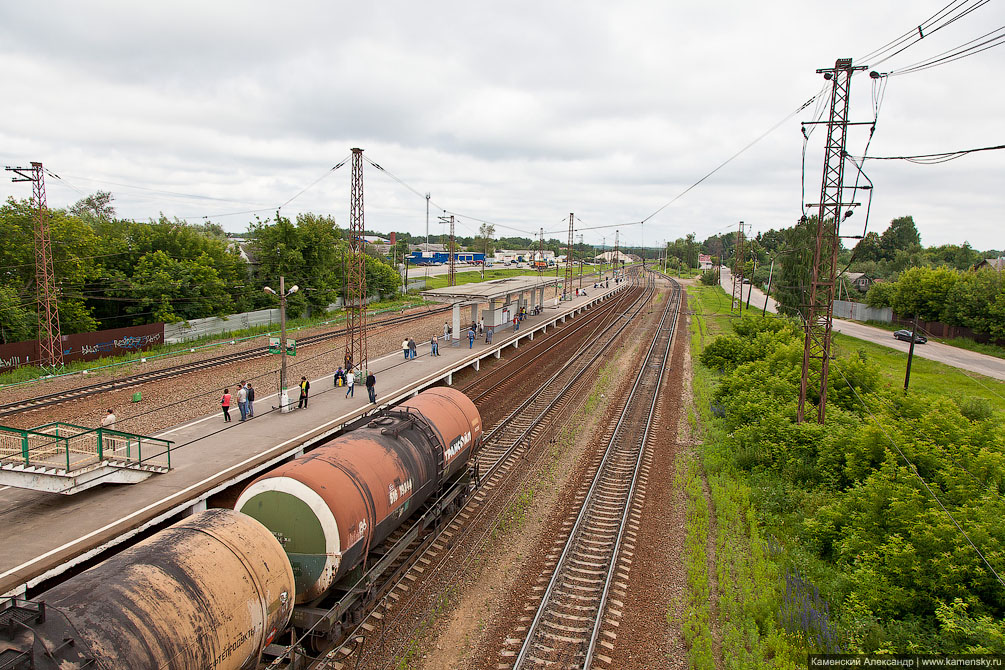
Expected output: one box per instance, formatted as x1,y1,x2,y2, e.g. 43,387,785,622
513,274,679,669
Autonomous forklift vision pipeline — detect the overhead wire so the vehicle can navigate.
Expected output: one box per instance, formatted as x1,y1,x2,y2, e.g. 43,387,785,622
886,24,1005,75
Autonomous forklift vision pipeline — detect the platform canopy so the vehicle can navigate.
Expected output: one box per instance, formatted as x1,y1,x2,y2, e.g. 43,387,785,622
421,275,562,304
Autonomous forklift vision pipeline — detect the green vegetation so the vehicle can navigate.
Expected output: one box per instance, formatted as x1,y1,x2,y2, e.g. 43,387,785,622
687,283,1005,657
0,296,428,387
865,265,1005,342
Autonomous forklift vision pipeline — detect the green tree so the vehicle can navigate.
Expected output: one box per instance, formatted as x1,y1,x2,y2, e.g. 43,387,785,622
879,216,922,260
889,266,959,322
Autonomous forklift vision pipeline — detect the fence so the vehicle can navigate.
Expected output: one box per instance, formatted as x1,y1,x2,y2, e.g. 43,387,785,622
0,323,165,372
164,308,281,343
0,423,172,472
832,300,892,322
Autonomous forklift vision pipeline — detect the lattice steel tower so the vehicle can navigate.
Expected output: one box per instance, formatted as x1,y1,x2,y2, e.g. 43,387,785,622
563,213,574,298
346,148,368,375
5,162,62,370
797,58,865,424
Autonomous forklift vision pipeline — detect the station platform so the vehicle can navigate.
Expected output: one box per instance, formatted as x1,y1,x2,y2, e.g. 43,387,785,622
0,279,626,597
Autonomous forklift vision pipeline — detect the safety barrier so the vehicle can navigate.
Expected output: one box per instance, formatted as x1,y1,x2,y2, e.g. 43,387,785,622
0,423,172,472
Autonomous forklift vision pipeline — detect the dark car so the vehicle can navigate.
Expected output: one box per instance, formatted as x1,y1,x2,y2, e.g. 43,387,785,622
893,329,927,344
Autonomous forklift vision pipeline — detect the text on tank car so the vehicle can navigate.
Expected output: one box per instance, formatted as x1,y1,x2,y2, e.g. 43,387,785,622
388,478,413,505
447,431,472,459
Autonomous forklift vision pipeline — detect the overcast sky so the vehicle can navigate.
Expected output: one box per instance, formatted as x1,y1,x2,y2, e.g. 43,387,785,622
1,1,1002,252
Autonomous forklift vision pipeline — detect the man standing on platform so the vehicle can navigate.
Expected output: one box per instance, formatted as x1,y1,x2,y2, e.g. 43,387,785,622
366,371,376,404
444,321,450,342
298,376,310,409
237,382,248,421
408,337,417,360
468,327,475,348
431,334,439,356
246,383,255,418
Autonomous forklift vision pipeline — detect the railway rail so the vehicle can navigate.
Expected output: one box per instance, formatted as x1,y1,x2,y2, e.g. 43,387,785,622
509,277,681,669
301,270,656,669
0,305,451,419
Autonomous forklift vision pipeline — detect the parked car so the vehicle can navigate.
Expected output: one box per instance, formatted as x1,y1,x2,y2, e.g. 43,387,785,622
893,329,927,344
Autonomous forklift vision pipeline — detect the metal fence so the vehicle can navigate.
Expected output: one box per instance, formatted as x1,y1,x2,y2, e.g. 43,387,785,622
0,423,172,472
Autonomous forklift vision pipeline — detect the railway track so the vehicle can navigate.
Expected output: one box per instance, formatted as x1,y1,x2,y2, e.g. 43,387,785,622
303,271,657,669
461,282,640,405
508,277,681,669
0,305,451,419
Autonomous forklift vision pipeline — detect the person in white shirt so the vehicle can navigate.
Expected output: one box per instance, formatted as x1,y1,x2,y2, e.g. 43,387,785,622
100,409,116,429
345,370,355,398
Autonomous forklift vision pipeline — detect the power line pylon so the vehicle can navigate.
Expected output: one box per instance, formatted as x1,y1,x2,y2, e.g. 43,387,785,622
346,148,368,376
730,220,746,312
563,213,574,298
537,227,545,271
798,58,866,424
5,161,62,371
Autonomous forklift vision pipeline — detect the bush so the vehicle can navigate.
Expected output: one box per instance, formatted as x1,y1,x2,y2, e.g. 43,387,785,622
700,269,719,285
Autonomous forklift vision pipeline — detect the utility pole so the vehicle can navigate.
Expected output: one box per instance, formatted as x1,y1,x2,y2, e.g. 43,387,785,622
537,227,545,272
564,213,574,299
601,235,606,277
762,259,775,316
798,58,866,424
904,314,920,391
578,234,584,288
614,231,620,277
439,214,456,287
346,148,369,377
731,221,745,313
425,193,430,248
6,162,62,371
264,277,298,411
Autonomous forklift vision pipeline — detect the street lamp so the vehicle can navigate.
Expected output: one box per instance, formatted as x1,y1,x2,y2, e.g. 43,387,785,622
264,277,299,412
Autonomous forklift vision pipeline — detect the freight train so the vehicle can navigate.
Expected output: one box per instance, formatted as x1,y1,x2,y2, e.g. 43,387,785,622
0,387,482,670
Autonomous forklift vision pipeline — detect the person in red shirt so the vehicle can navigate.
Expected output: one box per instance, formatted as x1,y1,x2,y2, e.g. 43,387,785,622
220,388,232,422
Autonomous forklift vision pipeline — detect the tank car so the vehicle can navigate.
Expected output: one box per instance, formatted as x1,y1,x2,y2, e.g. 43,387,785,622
236,386,482,603
0,508,294,670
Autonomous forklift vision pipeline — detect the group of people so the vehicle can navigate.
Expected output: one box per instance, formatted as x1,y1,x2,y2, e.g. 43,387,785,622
401,337,418,360
332,366,378,404
220,380,256,422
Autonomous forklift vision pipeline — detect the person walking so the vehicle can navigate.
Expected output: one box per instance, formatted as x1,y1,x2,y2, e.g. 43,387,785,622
298,376,310,409
513,315,519,331
366,371,376,404
467,327,475,348
345,369,355,398
100,409,116,429
402,338,410,361
430,334,439,356
237,382,248,421
246,383,255,418
408,337,417,360
220,388,232,422
485,327,493,344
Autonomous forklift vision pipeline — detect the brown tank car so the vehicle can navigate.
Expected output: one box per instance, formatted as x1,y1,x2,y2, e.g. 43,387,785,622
236,387,482,603
0,508,294,670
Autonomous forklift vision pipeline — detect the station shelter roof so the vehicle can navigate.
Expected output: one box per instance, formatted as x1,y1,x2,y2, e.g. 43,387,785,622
421,275,562,304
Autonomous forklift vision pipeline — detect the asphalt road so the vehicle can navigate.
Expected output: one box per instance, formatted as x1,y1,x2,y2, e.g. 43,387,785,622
716,268,1005,382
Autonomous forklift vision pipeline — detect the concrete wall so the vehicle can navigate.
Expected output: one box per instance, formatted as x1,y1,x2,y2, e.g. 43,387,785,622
833,300,892,322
